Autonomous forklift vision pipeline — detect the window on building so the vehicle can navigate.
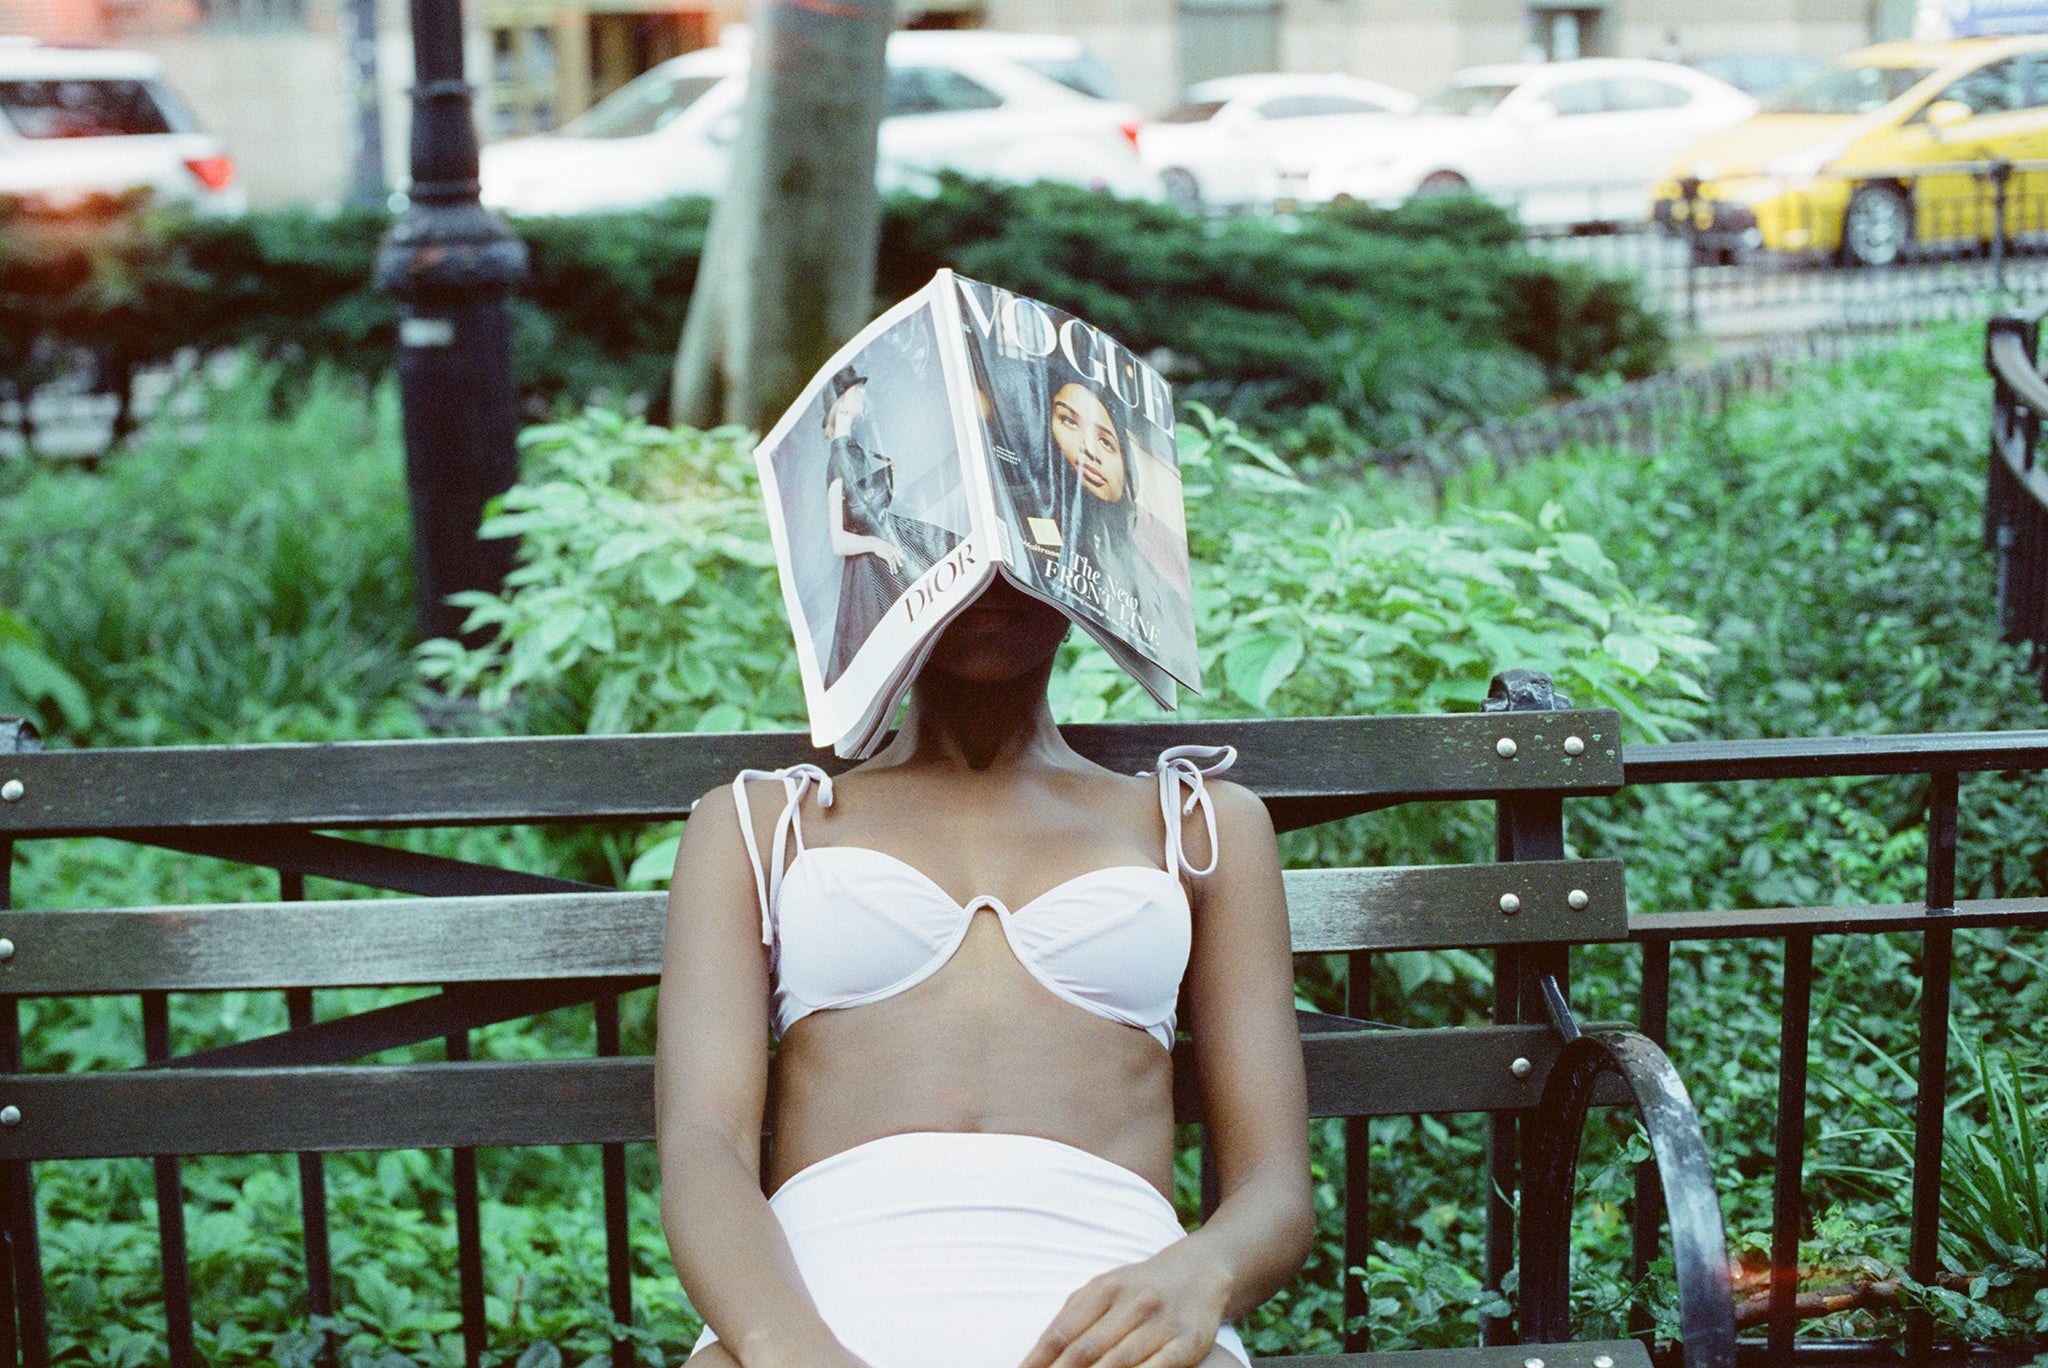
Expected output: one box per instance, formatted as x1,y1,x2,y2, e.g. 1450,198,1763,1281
193,0,306,27
1527,5,1607,62
485,24,564,137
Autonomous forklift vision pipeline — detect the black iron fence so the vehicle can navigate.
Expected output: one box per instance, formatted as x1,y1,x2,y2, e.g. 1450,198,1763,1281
1519,159,2048,336
1986,305,2048,702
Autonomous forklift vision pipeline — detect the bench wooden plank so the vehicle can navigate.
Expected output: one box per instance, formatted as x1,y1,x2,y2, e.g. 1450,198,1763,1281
1287,860,1624,952
0,1028,1592,1159
0,713,1625,838
1629,894,2048,940
0,861,1624,994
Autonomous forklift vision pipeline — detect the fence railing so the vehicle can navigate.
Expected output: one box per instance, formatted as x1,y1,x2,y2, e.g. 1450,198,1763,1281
1615,732,2048,1365
1516,160,2048,334
1986,305,2048,703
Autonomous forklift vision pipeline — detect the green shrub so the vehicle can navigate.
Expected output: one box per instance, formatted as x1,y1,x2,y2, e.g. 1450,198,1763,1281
3,184,1663,450
0,362,420,747
1447,323,2048,1344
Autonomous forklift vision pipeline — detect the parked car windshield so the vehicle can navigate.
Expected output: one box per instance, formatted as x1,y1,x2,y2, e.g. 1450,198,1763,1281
1415,83,1515,116
1156,99,1226,123
1017,53,1121,101
0,78,179,138
563,71,721,139
1762,62,1934,115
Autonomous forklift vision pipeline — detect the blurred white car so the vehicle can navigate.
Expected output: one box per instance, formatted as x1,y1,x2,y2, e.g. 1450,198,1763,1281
1137,72,1415,210
1275,58,1757,227
0,40,243,215
481,30,1151,214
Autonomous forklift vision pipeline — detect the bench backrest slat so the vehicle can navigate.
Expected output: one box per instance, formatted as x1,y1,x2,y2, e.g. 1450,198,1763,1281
0,1024,1620,1161
0,713,1624,837
0,860,1624,994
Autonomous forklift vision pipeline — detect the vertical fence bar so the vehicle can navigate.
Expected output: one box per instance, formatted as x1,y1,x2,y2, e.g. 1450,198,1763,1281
141,993,198,1368
0,832,47,1368
1992,161,2012,297
279,871,335,1356
1484,793,1520,1348
1768,932,1815,1366
595,993,636,1368
445,1026,486,1368
1342,950,1372,1353
1629,939,1673,1338
1908,771,1960,1362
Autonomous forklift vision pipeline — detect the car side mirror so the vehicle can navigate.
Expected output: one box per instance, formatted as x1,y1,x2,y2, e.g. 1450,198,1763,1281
1925,99,1971,129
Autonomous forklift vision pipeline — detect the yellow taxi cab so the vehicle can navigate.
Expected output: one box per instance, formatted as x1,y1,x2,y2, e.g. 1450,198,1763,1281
1651,35,2048,265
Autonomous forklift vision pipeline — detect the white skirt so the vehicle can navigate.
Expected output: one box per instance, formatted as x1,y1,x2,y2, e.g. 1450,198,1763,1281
690,1130,1252,1368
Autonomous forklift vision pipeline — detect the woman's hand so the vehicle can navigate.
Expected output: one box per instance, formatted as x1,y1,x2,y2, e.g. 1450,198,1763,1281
1016,1241,1232,1368
865,537,904,573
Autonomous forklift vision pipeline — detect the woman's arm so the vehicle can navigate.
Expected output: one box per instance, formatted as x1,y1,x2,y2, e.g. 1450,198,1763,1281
1020,782,1312,1368
826,477,902,571
655,784,868,1368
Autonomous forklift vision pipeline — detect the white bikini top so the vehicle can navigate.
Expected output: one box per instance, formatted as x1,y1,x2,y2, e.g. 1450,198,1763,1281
729,745,1236,1052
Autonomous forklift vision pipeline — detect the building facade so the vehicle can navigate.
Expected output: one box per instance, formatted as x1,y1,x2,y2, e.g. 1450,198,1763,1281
983,0,1917,111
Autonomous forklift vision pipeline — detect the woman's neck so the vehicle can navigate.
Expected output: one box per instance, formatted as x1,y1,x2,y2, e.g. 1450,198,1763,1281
881,664,1070,772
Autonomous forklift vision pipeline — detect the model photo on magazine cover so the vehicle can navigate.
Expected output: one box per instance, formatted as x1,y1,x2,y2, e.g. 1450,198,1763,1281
766,306,970,688
956,276,1196,685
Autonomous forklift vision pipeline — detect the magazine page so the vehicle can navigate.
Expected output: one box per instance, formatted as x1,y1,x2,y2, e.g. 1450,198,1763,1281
755,283,995,751
948,273,1202,702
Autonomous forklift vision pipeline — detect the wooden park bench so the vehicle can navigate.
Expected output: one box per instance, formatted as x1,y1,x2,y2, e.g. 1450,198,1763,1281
0,678,1741,1368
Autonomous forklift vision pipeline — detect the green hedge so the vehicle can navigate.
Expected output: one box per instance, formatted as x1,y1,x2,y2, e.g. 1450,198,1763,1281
2,183,1664,450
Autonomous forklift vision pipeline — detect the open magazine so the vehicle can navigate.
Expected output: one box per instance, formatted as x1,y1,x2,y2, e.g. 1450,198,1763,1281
755,269,1202,758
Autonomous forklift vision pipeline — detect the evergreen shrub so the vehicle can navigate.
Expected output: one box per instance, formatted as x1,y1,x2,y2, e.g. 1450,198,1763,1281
2,184,1662,447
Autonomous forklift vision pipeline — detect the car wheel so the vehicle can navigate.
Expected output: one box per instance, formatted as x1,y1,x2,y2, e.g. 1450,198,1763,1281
1415,171,1471,198
1840,184,1911,268
1160,168,1201,210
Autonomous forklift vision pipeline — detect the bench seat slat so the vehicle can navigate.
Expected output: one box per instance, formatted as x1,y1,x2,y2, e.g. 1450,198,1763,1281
0,1028,1616,1160
0,860,1624,994
0,714,1624,837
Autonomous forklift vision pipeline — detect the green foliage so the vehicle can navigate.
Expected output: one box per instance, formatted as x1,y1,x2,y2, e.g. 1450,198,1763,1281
877,178,1668,451
1449,323,2048,1344
417,411,796,737
4,184,1661,450
0,362,420,748
9,327,2048,1357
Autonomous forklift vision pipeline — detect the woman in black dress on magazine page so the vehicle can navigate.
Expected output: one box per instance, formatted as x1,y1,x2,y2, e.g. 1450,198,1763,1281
822,365,956,687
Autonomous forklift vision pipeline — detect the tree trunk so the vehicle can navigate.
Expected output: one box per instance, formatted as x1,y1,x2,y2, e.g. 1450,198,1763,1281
670,0,893,433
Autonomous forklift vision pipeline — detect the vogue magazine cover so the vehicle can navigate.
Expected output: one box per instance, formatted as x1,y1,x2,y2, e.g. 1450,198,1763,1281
754,270,1200,757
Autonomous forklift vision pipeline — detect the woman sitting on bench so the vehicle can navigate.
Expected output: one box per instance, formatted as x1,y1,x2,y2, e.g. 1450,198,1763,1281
654,571,1314,1368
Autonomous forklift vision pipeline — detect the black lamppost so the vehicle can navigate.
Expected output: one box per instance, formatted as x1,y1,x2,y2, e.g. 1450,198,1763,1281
376,0,528,643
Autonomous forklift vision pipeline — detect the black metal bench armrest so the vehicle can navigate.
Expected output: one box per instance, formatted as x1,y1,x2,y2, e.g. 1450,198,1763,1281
1519,1030,1735,1368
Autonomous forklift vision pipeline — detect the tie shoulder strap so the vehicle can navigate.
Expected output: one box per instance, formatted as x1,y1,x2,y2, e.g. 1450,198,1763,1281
1147,744,1237,883
728,764,836,945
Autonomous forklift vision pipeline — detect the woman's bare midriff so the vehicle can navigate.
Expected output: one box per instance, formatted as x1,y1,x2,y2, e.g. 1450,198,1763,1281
766,908,1179,1200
